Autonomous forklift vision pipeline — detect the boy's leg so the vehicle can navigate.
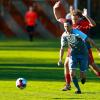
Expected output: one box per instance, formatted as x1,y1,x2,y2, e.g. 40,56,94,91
80,72,86,84
88,49,100,77
80,56,88,84
69,56,81,94
70,69,81,93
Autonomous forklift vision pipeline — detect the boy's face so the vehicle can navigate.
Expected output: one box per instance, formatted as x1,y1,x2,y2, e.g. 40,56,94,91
64,23,72,32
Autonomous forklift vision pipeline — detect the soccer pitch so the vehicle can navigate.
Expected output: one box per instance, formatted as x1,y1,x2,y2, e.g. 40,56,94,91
0,39,100,100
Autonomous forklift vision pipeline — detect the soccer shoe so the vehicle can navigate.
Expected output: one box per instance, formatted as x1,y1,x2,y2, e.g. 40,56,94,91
75,90,81,94
81,78,86,84
62,85,71,91
96,72,100,77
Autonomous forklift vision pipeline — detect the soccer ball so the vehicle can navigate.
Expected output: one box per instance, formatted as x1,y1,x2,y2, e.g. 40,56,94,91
16,78,27,89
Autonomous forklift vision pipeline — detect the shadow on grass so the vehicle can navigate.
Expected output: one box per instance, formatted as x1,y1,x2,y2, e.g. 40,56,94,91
83,91,100,94
0,63,99,82
0,63,64,81
52,98,85,99
0,63,58,68
0,46,59,51
0,41,60,51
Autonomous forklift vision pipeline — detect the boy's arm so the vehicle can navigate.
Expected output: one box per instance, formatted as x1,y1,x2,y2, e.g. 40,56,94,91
58,47,64,66
58,33,67,66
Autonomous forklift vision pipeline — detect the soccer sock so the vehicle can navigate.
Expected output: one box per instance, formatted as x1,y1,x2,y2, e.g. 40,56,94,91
65,74,71,85
97,72,100,77
72,77,81,91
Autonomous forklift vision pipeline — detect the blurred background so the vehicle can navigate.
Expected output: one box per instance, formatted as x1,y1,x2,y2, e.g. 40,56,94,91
0,0,100,40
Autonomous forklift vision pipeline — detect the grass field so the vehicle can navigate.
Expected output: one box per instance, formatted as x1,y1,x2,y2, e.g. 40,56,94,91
0,39,100,100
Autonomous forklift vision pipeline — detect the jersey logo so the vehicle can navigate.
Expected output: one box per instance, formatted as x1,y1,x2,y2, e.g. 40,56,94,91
67,34,76,45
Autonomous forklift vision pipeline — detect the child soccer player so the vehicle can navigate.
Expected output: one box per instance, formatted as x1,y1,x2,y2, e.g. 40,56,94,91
59,20,89,94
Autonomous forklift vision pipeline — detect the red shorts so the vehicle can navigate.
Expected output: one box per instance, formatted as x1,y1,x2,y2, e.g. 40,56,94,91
66,48,94,64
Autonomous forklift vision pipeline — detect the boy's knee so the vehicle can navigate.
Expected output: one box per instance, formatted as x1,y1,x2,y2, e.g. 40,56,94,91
70,71,76,78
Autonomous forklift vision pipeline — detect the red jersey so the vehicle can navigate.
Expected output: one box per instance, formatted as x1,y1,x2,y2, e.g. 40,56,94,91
73,19,91,34
25,11,38,26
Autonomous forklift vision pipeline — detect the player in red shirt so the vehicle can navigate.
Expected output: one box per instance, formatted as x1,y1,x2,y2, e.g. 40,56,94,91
25,6,38,41
70,8,100,77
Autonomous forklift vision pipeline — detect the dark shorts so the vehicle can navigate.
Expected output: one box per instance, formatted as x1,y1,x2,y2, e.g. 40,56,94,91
67,47,94,65
26,26,35,33
69,55,88,72
86,41,91,49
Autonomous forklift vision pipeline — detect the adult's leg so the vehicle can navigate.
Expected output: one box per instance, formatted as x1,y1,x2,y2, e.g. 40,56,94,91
69,56,81,94
88,49,100,77
62,57,71,91
64,57,71,85
62,48,71,91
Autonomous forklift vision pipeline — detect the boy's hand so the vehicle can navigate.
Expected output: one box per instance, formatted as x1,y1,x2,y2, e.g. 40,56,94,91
58,60,62,66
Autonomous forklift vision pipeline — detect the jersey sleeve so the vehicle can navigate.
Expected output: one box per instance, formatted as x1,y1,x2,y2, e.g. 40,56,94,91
66,13,71,20
72,29,88,41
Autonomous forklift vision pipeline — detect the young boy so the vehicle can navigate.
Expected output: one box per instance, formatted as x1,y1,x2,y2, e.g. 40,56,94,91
59,20,89,94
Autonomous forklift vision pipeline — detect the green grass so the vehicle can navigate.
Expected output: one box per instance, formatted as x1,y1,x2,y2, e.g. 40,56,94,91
0,39,100,100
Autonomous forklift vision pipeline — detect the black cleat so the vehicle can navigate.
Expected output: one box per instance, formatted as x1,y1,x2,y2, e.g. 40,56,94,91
62,85,71,91
75,90,81,94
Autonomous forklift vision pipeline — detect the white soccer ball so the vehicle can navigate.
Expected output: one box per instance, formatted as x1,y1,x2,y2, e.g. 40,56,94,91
16,78,27,89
